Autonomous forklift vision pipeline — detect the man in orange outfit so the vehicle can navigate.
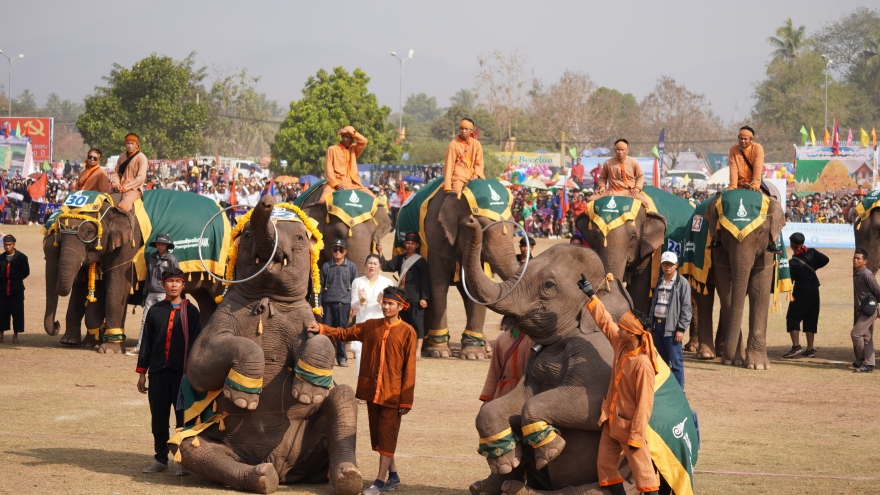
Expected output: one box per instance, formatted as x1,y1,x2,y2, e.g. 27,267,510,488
76,149,110,193
110,133,149,212
321,125,372,201
579,275,660,495
590,139,647,203
728,126,764,191
443,118,484,195
479,328,532,402
308,286,416,495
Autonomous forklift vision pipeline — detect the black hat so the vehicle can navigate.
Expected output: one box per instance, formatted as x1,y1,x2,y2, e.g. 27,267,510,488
789,232,805,245
520,236,536,247
149,233,175,250
161,267,186,282
404,232,420,244
331,239,347,249
2,234,15,243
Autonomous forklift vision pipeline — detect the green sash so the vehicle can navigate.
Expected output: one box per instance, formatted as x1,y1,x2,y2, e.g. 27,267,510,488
717,189,769,242
772,233,793,311
293,179,326,207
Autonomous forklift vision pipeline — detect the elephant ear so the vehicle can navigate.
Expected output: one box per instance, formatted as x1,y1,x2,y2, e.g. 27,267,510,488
638,210,667,259
768,197,784,243
104,207,134,252
703,194,721,242
438,194,469,246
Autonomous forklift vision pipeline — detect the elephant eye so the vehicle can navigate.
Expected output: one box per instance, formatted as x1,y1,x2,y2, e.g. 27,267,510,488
296,234,304,241
543,280,555,290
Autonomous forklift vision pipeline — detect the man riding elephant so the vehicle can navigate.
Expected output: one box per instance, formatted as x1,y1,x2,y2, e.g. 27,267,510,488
444,118,484,196
321,125,372,202
589,139,648,204
110,133,148,213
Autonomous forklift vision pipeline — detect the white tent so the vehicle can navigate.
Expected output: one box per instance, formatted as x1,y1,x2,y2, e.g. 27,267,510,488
707,166,730,187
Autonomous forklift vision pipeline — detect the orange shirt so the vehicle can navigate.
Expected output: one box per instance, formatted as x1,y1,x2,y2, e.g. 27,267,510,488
598,157,644,192
318,317,416,409
728,143,764,189
325,132,368,189
76,165,110,193
443,136,484,191
479,330,533,402
586,297,655,448
111,151,149,193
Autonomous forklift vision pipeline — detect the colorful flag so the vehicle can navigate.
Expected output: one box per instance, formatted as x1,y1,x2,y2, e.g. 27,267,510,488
799,126,808,145
28,173,47,200
0,172,7,212
862,128,871,147
873,128,877,149
14,122,21,138
22,142,34,177
832,120,840,156
653,157,660,188
823,128,830,146
847,128,853,146
657,129,666,184
228,169,237,207
810,127,816,146
264,178,275,198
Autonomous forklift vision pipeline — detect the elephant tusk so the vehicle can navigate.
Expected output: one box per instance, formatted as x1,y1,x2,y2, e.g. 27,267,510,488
255,257,260,264
283,257,288,266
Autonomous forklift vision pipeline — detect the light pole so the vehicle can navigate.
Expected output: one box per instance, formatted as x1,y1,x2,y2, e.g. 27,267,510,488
390,49,413,136
821,54,832,134
0,50,24,118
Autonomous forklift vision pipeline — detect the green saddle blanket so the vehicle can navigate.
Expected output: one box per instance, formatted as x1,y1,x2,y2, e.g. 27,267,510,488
461,178,512,221
648,358,700,495
293,179,327,208
718,189,769,242
587,194,641,238
643,186,695,258
394,177,444,256
855,190,880,221
326,188,378,230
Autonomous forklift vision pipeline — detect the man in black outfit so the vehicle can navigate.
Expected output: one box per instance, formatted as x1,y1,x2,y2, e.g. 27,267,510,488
377,232,430,357
0,235,29,344
783,232,829,358
135,267,202,475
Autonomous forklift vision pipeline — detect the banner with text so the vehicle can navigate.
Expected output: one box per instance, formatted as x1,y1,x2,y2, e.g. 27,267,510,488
781,223,854,249
794,146,875,193
0,117,54,171
494,151,561,170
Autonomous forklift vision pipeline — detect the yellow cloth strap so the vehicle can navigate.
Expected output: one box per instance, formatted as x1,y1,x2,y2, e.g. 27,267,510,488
296,359,333,376
522,420,558,448
103,327,124,336
462,330,483,339
227,368,263,389
428,328,449,336
480,427,514,444
587,198,642,239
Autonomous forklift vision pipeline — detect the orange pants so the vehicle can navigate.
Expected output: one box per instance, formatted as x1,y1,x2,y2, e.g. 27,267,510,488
367,402,402,457
118,189,142,211
597,424,658,492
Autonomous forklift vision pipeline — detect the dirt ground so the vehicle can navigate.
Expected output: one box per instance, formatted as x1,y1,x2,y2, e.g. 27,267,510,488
1,225,879,495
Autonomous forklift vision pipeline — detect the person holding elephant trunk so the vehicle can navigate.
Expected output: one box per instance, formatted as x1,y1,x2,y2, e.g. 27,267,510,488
308,286,417,495
579,275,660,495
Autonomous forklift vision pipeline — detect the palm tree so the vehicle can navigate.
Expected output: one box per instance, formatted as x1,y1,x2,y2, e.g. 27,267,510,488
863,32,880,95
767,18,809,63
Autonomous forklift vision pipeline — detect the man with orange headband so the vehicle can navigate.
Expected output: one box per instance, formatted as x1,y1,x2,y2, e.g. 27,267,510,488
590,139,647,203
443,118,484,195
579,275,659,495
321,125,372,201
110,133,149,211
308,285,416,495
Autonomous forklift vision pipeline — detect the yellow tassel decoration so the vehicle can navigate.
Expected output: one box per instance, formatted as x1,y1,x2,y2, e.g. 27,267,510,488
192,437,200,448
605,273,613,291
212,401,217,412
219,417,226,431
604,237,607,247
702,286,708,295
348,227,353,237
502,224,507,235
86,263,98,303
174,450,182,462
257,316,263,336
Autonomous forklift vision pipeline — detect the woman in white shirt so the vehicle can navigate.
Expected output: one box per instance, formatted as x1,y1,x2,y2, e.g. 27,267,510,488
349,254,394,371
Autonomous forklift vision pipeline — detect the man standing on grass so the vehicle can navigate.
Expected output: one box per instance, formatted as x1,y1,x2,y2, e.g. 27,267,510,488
783,232,829,359
851,248,880,373
308,286,416,495
0,235,29,344
320,238,359,367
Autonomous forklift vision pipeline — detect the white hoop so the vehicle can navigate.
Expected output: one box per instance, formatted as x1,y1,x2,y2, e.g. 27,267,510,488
198,205,279,284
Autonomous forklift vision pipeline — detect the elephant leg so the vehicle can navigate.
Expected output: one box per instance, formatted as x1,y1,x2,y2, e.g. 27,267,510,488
291,334,337,405
60,281,88,346
713,260,745,366
694,288,716,360
423,263,453,358
286,385,361,495
683,292,699,353
98,267,133,354
456,282,489,360
744,261,774,370
177,437,279,494
626,268,653,315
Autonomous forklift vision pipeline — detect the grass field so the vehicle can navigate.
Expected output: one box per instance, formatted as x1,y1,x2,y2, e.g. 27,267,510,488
1,225,878,495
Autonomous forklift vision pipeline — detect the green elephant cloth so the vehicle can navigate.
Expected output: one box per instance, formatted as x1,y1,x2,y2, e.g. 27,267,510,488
647,358,700,495
586,195,641,243
293,179,326,208
477,427,518,458
642,187,696,293
772,233,793,312
325,188,378,235
855,189,880,222
717,189,769,242
460,178,512,221
393,177,444,258
680,197,713,294
167,376,225,457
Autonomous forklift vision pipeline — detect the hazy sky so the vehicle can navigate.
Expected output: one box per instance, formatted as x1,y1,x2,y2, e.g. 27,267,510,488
1,0,871,123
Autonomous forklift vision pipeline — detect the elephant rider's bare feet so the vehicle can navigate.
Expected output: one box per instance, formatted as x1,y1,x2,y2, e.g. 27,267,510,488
486,444,521,475
422,342,451,358
245,463,279,494
460,345,488,360
97,342,125,354
291,377,329,405
696,343,716,360
332,462,362,495
224,386,260,410
745,349,771,370
470,473,506,495
533,434,565,470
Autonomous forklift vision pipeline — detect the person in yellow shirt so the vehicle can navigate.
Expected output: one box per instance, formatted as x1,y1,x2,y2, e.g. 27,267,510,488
321,125,372,201
443,118,484,195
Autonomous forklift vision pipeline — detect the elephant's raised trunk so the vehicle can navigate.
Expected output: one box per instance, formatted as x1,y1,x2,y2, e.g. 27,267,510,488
251,194,276,262
460,217,518,316
481,222,521,281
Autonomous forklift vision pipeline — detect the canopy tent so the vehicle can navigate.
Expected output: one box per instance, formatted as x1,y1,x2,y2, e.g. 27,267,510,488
521,177,549,190
707,167,730,187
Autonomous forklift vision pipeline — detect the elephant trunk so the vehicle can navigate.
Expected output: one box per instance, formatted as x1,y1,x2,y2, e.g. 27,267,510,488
723,247,755,358
57,237,87,297
481,223,521,280
251,194,276,262
460,217,517,316
44,242,61,336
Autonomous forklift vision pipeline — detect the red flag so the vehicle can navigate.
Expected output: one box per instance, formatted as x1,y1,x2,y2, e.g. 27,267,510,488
398,179,408,203
28,173,47,200
652,157,660,188
832,119,840,156
823,128,830,146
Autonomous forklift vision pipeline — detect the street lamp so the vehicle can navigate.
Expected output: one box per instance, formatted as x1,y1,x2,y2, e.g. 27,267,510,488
0,50,24,118
821,54,832,134
390,49,413,137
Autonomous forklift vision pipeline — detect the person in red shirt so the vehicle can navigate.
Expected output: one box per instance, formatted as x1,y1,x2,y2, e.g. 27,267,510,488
571,158,585,187
589,163,603,189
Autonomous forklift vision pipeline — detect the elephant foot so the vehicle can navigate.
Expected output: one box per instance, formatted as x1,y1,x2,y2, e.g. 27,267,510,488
696,343,716,360
45,320,60,337
332,462,363,495
487,444,521,475
459,345,488,360
500,480,529,495
745,350,771,370
60,332,83,346
80,333,100,348
245,463,279,494
721,358,744,367
97,342,125,354
423,342,451,358
533,434,565,470
470,473,506,495
223,385,260,410
291,377,329,405
683,339,698,353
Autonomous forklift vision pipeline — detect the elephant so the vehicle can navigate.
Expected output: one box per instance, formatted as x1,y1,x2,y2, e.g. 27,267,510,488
854,204,880,274
575,188,686,314
422,190,522,359
296,181,392,276
691,191,784,369
47,191,221,353
178,195,361,495
42,236,106,347
457,216,642,495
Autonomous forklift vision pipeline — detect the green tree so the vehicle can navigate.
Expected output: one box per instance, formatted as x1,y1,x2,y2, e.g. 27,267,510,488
863,31,880,95
403,92,442,123
450,88,475,108
13,89,37,115
587,87,641,147
767,18,810,63
77,53,208,159
272,67,401,175
813,7,880,81
430,104,497,143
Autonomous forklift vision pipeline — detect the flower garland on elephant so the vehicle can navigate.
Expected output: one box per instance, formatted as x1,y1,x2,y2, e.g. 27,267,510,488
216,203,323,315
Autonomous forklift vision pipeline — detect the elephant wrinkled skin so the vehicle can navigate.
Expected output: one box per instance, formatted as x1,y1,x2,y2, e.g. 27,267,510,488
458,217,639,495
180,195,361,495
